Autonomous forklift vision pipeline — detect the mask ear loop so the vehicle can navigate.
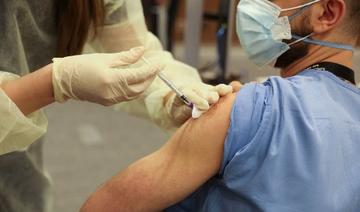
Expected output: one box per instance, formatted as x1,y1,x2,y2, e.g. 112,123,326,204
287,6,309,21
280,0,321,12
284,1,317,47
283,0,321,21
288,33,316,46
292,34,355,51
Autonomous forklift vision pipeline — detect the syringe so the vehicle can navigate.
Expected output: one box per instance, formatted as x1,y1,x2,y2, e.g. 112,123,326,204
141,57,193,108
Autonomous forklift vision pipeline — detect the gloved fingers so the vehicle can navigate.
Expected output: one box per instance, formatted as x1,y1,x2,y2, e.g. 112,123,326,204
100,72,159,105
126,74,158,97
117,64,161,85
209,91,221,105
189,84,220,105
199,83,217,91
229,81,243,92
181,89,210,111
110,46,146,67
214,84,233,96
193,88,220,106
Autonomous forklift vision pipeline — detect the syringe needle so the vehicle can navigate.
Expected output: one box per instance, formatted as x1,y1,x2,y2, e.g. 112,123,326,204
141,57,193,107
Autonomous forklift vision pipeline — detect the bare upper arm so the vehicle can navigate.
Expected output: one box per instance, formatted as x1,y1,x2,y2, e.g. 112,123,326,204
81,92,238,212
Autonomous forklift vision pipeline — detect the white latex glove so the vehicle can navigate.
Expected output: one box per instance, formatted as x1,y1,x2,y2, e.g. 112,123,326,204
52,47,160,106
165,83,233,126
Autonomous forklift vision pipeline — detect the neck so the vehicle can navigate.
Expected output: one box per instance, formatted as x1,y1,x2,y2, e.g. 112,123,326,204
281,45,354,77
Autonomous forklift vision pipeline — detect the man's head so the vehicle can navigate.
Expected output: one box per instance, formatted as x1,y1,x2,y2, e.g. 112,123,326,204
272,0,359,69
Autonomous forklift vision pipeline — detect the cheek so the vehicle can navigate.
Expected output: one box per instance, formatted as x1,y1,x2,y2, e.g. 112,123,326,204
292,15,313,35
290,18,303,33
277,0,307,8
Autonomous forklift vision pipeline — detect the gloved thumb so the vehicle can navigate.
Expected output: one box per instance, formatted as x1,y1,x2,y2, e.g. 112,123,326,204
110,46,146,67
214,84,233,96
181,88,210,111
121,64,162,85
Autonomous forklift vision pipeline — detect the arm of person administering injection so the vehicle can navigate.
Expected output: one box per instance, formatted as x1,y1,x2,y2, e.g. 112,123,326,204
0,65,54,116
87,0,233,130
80,90,238,212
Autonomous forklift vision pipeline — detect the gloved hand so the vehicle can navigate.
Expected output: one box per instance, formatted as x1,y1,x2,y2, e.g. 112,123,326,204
165,83,233,126
52,46,161,106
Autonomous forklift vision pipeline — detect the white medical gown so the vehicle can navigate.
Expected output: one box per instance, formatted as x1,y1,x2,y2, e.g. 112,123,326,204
0,72,48,155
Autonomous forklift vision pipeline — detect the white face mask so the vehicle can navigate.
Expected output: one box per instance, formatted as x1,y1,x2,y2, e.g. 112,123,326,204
236,0,354,67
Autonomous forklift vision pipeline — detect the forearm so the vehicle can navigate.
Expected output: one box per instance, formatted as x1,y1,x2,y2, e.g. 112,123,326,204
81,151,187,212
0,64,54,115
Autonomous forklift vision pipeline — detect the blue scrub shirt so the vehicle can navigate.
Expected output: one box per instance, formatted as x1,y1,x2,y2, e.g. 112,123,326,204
167,69,360,212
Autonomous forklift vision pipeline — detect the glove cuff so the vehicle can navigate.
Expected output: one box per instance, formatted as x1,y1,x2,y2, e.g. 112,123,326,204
52,58,68,103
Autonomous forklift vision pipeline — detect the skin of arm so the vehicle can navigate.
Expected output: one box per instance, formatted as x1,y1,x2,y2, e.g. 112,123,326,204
80,92,238,212
0,64,55,115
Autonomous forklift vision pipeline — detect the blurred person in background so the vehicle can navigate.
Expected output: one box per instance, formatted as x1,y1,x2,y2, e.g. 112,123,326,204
141,0,179,51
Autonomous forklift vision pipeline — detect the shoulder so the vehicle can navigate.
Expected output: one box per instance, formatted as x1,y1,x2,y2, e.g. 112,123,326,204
220,82,272,167
267,72,323,92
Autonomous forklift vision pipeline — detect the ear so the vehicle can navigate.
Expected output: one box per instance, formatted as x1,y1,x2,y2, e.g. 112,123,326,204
310,0,346,34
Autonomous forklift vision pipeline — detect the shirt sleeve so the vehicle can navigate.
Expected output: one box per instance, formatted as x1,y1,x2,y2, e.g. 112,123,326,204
220,82,272,174
0,72,48,155
86,0,202,131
